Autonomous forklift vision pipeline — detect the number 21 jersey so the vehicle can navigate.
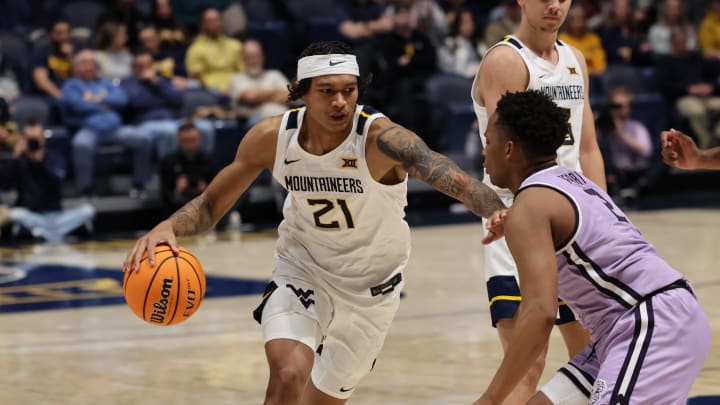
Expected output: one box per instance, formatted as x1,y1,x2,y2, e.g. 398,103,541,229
272,105,411,296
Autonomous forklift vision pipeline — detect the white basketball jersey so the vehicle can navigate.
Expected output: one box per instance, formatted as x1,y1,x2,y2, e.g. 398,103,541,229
272,105,411,297
472,35,585,202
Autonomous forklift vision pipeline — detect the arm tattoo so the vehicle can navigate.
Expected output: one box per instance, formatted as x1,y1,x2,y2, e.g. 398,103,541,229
169,194,215,236
377,126,505,217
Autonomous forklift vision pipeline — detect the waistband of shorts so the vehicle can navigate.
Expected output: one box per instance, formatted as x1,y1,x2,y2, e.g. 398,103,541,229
642,279,694,302
370,273,402,297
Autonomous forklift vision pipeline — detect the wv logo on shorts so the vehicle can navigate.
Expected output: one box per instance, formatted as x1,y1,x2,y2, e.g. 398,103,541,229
287,284,315,309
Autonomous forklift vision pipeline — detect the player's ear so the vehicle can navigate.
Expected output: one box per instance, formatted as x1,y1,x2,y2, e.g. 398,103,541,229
504,139,514,158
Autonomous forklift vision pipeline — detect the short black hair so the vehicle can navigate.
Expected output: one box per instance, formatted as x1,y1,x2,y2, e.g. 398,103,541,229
288,41,370,101
495,90,569,157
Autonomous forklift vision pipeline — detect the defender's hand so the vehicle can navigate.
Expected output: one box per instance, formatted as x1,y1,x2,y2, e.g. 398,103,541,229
482,209,508,245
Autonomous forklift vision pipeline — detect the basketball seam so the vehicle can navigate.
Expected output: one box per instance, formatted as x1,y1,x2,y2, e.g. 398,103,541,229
177,256,205,300
166,256,182,325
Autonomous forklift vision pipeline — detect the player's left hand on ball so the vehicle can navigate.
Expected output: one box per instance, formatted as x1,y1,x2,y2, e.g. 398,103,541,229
482,209,507,245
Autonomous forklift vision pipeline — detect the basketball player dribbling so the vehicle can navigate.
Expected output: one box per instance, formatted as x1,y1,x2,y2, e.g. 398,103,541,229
474,89,710,405
471,0,606,403
123,41,506,405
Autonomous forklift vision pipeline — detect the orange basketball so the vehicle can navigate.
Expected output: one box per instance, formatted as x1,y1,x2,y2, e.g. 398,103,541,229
123,245,206,326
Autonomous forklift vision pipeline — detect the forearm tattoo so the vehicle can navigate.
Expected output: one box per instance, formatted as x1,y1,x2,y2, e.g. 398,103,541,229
377,126,505,217
169,194,215,236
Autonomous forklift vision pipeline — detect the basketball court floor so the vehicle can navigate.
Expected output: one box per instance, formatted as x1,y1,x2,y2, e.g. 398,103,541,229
0,208,718,404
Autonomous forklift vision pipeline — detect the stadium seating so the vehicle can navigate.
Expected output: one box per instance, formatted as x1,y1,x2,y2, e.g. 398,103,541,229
423,72,475,153
12,96,52,126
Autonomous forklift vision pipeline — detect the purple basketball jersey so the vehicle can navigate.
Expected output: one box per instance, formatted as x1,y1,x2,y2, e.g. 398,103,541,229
518,166,685,340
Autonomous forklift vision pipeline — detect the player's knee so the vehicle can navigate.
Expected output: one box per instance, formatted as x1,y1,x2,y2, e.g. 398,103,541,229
265,366,309,405
271,365,310,392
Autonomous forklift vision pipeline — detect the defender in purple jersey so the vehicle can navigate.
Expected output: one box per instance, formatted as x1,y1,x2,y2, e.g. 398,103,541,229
473,90,710,405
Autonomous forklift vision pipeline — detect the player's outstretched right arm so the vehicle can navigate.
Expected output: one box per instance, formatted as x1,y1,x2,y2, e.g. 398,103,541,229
662,128,720,170
374,124,506,219
123,116,281,272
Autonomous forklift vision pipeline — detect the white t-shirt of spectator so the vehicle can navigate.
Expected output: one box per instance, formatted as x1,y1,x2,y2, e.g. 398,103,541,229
228,69,290,121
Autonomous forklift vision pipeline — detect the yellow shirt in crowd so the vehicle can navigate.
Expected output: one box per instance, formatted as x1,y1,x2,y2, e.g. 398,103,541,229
559,32,607,75
185,34,244,93
699,10,720,55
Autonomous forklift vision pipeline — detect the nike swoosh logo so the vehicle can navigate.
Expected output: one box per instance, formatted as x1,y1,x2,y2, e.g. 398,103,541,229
284,158,301,164
329,60,346,66
339,386,355,393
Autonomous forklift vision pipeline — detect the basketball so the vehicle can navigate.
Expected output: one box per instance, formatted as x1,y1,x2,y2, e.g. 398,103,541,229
123,245,206,326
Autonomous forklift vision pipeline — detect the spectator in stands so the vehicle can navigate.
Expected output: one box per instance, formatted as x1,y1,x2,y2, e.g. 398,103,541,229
656,29,720,149
151,0,188,49
699,0,720,57
93,21,133,81
437,8,483,78
97,0,148,50
338,0,393,43
0,40,23,100
698,0,720,76
121,51,215,158
31,19,73,100
405,0,449,48
62,49,153,197
0,98,20,154
648,0,696,57
171,0,234,29
0,119,95,243
220,1,247,39
559,6,607,75
158,121,216,217
597,0,651,66
337,0,393,75
228,40,290,129
483,0,521,49
375,4,436,132
138,25,189,86
185,8,243,94
596,87,653,201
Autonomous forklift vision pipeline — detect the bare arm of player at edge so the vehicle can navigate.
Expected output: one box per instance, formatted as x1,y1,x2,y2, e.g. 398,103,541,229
123,115,507,272
473,45,606,191
474,188,574,405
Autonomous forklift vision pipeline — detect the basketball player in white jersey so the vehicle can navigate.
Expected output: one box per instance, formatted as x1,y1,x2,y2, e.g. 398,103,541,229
662,128,720,170
123,41,506,405
471,0,606,403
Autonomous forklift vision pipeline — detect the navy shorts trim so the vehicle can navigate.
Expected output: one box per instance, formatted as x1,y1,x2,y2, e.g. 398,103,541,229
487,276,578,327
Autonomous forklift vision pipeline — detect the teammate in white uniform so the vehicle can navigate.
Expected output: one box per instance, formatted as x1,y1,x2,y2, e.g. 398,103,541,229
124,41,506,405
471,0,606,403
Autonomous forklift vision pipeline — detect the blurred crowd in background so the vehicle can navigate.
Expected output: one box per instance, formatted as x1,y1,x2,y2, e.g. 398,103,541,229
0,0,719,241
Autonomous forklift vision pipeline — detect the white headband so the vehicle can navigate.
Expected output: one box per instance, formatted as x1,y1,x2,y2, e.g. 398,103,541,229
296,54,359,81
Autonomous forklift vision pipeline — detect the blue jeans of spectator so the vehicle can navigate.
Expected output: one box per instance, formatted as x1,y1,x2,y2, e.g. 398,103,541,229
140,119,216,159
9,203,95,243
72,125,153,191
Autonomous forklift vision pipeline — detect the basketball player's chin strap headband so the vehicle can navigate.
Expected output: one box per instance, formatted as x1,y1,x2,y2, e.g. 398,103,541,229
296,54,359,81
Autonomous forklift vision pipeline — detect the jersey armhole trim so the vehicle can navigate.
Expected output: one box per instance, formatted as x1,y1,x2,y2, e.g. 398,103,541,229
516,183,580,254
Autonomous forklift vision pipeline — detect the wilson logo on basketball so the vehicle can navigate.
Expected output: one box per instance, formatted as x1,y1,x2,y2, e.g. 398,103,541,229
150,278,174,323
